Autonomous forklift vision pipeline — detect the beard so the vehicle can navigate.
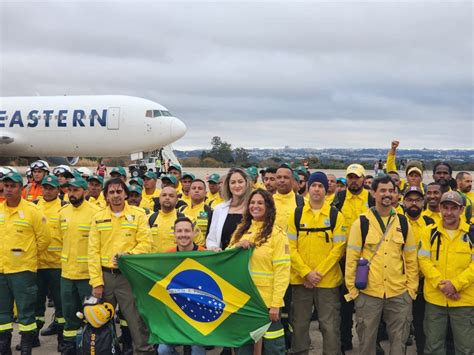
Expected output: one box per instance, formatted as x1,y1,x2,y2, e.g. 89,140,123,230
406,206,422,218
69,196,84,207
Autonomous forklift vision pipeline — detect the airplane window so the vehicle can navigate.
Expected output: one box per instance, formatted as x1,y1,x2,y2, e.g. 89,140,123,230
153,110,162,117
146,110,153,118
161,111,172,117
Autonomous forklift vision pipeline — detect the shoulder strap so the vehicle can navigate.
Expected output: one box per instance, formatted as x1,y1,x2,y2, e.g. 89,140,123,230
295,194,304,208
176,211,185,219
467,224,474,249
149,211,159,228
360,215,369,248
422,215,435,226
329,206,338,233
33,199,39,205
294,205,304,237
368,192,375,208
335,190,346,211
429,227,441,261
397,214,408,250
204,204,212,216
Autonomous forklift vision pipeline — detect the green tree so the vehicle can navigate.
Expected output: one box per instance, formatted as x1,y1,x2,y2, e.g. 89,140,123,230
234,147,250,165
209,136,233,163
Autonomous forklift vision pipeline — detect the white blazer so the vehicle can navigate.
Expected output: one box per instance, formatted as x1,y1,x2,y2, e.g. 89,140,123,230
206,200,231,249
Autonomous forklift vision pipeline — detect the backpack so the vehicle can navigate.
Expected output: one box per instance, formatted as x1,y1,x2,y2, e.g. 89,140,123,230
293,204,339,243
77,321,120,355
359,213,409,250
148,210,185,228
422,215,435,226
429,224,474,261
334,189,375,211
295,194,304,208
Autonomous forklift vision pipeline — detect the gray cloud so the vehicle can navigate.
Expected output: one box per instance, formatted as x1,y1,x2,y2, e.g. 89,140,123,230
0,1,472,149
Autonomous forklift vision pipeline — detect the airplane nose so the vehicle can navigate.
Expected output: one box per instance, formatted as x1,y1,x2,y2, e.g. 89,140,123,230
170,117,187,140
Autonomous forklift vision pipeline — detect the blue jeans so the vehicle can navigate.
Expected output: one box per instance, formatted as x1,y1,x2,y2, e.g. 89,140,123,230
157,344,206,355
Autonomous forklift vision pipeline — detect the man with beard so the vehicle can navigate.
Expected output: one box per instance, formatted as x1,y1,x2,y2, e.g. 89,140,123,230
403,186,435,355
88,178,154,355
58,178,102,354
364,175,374,190
263,168,277,195
422,183,443,225
345,175,418,355
296,166,309,197
432,162,455,193
456,172,473,202
335,163,374,352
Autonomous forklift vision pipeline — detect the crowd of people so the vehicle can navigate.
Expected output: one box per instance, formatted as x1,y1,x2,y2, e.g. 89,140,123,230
0,140,473,355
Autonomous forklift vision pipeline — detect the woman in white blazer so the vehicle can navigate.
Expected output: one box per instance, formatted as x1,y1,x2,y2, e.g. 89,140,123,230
206,168,252,250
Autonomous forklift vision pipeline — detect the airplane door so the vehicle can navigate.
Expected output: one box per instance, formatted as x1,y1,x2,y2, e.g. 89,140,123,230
107,107,120,130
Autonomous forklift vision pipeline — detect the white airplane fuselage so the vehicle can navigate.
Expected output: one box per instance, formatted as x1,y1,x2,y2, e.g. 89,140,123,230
0,95,186,156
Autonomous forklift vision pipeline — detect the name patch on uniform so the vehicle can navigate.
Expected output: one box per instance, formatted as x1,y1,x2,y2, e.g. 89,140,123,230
96,219,112,224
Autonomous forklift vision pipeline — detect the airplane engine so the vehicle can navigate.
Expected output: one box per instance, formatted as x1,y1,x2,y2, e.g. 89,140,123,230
43,156,80,166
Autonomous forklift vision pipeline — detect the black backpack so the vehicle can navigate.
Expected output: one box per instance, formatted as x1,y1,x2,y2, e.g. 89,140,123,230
334,189,375,211
293,204,339,243
78,321,120,355
148,210,185,228
429,224,474,261
359,213,409,250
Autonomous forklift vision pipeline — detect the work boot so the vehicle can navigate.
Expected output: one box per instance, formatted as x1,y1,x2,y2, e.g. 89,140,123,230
56,325,64,352
61,341,76,355
14,334,39,351
40,320,58,336
0,332,12,355
376,341,385,355
19,332,35,355
120,326,133,355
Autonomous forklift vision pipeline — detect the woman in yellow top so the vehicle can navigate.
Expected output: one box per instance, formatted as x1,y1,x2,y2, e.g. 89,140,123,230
228,189,290,355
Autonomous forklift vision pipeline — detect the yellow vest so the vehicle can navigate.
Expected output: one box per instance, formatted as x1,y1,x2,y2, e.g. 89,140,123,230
141,188,161,211
207,192,223,208
180,202,210,246
274,191,298,231
150,210,180,252
422,209,441,226
37,198,65,269
340,189,370,237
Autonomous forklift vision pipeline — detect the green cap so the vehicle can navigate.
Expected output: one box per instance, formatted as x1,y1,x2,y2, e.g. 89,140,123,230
182,172,195,180
292,171,300,182
207,173,220,184
87,175,104,186
128,184,143,195
110,166,127,177
41,175,60,188
66,178,88,190
296,166,308,175
129,177,144,187
1,172,23,185
246,166,258,178
168,163,182,173
161,174,178,185
144,171,157,180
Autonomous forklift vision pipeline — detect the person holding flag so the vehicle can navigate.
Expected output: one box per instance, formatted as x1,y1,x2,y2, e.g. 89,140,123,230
229,189,290,355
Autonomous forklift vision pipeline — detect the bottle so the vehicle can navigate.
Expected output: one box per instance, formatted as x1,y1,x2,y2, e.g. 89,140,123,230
355,258,369,289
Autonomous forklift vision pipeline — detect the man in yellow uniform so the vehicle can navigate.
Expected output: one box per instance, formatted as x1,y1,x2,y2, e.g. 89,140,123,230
149,187,184,252
58,177,102,354
34,176,67,351
179,179,212,246
180,172,194,206
86,175,106,208
110,166,127,182
206,173,223,208
0,172,50,354
335,163,373,352
88,178,154,355
422,183,442,225
456,171,473,202
418,191,474,354
345,175,418,355
326,174,337,205
274,164,303,230
141,171,161,211
168,163,183,194
287,172,347,355
263,167,277,195
247,166,265,190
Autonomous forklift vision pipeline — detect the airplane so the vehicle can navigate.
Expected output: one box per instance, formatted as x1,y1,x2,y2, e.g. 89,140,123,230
0,95,187,165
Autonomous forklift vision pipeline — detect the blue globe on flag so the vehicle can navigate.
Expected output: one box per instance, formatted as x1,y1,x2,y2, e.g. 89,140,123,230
167,269,225,322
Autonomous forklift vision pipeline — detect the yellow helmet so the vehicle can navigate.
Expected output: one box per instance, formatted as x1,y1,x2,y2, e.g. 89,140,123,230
83,302,115,328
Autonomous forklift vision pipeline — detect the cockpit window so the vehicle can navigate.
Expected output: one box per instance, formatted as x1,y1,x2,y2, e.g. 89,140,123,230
153,110,162,117
161,111,172,116
146,110,153,118
146,109,172,118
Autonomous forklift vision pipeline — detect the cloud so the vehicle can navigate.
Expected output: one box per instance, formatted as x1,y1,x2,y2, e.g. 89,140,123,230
0,1,472,149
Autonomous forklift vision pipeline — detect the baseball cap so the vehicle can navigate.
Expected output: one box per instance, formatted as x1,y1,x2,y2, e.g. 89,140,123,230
1,172,23,185
110,166,127,177
346,164,365,177
246,166,258,178
292,171,300,182
407,167,422,176
405,160,423,174
41,175,60,188
128,184,142,195
440,191,463,207
296,166,308,175
88,175,104,186
208,173,220,184
182,172,195,180
143,171,157,180
336,177,347,185
129,177,144,187
161,174,178,185
168,163,182,173
66,178,88,190
403,185,424,198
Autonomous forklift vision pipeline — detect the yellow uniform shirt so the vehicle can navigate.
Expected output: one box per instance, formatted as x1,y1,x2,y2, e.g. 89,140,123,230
287,202,347,287
422,209,441,226
0,200,50,273
180,202,211,246
253,182,265,190
326,193,336,206
37,198,65,269
180,193,192,207
466,191,474,204
150,210,179,252
274,191,298,231
229,221,290,308
88,193,106,209
418,221,473,307
88,204,153,288
345,209,419,301
141,188,161,211
59,201,102,280
207,192,223,208
339,189,371,237
406,215,435,245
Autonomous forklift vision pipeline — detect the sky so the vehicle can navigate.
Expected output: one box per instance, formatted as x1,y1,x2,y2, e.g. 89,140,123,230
0,0,472,150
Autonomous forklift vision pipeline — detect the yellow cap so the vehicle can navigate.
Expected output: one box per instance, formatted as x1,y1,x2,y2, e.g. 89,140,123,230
346,164,365,177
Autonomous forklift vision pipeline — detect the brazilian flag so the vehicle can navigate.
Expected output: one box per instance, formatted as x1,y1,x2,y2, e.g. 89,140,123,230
118,248,271,346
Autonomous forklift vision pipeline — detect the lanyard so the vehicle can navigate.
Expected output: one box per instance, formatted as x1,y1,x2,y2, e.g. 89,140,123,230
371,207,394,234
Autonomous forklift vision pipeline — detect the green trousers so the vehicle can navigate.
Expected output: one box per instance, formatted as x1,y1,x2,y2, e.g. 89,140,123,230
236,319,286,355
36,268,63,326
424,302,474,355
60,277,90,341
0,272,37,334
